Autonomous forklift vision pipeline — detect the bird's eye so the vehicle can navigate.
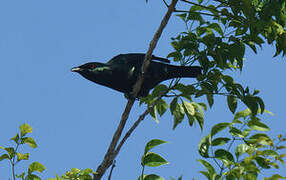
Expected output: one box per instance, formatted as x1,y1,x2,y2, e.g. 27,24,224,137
89,64,96,69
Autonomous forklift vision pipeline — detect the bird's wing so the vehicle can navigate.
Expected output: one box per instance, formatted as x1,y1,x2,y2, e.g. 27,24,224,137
151,55,170,63
106,53,170,65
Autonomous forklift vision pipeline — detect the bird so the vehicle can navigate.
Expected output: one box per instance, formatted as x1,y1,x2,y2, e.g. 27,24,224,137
71,53,201,98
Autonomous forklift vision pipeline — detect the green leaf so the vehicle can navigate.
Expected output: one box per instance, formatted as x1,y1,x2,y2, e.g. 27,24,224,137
152,84,169,97
140,95,155,106
211,123,231,137
222,75,234,84
234,109,251,119
16,153,29,161
208,23,224,36
144,139,168,155
198,135,210,158
150,106,159,123
214,149,234,162
264,109,274,116
142,152,169,167
206,94,214,108
198,102,207,111
249,133,272,145
167,51,182,61
199,171,210,179
227,96,237,114
20,123,33,137
174,83,195,95
4,147,15,158
248,120,270,131
11,133,19,144
22,137,37,148
143,174,164,180
197,159,216,175
25,174,41,180
242,96,258,115
0,154,10,161
243,173,258,180
182,100,195,126
15,172,25,179
156,99,168,117
235,144,249,159
170,97,178,113
255,96,265,114
28,162,46,174
255,156,271,169
211,137,231,146
265,174,286,180
229,127,244,138
193,102,205,130
263,150,279,157
81,168,94,174
170,100,185,130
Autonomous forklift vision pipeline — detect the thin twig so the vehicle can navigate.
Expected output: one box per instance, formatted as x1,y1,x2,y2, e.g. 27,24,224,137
93,0,179,179
108,160,116,180
162,0,169,7
174,9,220,17
114,94,165,156
181,0,220,13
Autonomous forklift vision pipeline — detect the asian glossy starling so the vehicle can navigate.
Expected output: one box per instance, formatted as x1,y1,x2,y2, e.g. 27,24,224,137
71,53,201,98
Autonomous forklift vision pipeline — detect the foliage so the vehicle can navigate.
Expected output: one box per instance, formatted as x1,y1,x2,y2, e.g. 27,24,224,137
139,139,169,180
139,0,286,179
197,109,286,179
48,168,95,180
0,123,46,180
140,0,286,129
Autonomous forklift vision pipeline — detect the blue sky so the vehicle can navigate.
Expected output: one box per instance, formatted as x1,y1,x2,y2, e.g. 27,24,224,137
0,0,285,179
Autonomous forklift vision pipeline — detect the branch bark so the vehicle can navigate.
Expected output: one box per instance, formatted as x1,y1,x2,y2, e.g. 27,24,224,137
93,1,178,179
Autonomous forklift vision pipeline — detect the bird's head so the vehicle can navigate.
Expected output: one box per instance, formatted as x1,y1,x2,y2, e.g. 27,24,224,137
71,62,107,73
71,62,112,83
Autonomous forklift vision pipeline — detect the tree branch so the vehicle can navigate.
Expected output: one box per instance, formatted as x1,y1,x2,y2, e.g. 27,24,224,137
114,94,165,156
107,160,116,180
93,0,178,179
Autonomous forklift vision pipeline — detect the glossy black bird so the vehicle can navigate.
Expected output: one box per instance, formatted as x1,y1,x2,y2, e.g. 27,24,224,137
71,53,201,98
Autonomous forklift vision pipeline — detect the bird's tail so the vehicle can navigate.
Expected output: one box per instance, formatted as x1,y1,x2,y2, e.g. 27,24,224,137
166,65,202,79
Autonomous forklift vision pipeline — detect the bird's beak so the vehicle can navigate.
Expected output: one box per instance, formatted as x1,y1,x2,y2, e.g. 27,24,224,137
71,67,81,72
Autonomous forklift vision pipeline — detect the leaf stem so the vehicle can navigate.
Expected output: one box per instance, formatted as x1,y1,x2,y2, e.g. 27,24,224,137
140,164,145,180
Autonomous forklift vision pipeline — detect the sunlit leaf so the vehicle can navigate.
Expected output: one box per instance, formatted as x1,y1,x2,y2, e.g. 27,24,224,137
142,152,169,167
22,137,37,148
28,162,46,174
144,139,168,155
212,137,231,146
16,153,29,161
235,144,249,158
197,159,216,175
0,154,9,161
199,135,210,158
211,123,231,137
248,120,270,131
20,123,33,137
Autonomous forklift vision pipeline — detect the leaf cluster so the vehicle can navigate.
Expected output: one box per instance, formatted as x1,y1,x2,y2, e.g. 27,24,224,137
49,168,95,180
0,123,45,180
197,109,286,179
139,139,169,180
